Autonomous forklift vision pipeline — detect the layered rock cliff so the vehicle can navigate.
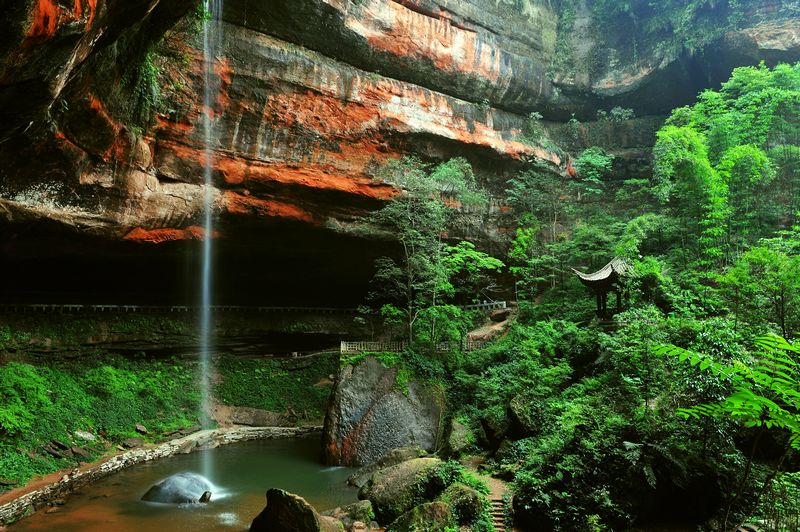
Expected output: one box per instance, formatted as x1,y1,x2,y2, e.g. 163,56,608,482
0,0,798,303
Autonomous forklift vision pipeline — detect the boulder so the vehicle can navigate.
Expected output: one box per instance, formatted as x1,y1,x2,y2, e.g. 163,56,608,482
490,307,512,322
320,500,373,530
358,457,442,523
444,419,473,456
229,406,287,427
141,472,213,504
122,437,144,449
250,489,343,532
347,447,427,489
440,483,488,526
386,502,454,532
74,430,96,442
323,357,444,467
509,394,545,435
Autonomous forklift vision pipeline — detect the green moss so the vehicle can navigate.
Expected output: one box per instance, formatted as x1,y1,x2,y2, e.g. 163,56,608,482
215,354,338,419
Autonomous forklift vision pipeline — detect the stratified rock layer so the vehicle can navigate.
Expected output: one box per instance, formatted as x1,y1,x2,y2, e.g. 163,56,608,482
0,0,798,303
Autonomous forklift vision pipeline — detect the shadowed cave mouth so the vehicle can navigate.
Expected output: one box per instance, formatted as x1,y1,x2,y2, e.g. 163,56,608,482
0,218,391,308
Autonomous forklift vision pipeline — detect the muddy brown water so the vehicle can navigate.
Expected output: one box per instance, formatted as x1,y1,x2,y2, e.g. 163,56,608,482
10,437,357,531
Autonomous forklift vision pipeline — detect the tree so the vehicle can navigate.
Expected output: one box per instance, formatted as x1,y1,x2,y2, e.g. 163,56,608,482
368,157,501,344
653,62,800,264
573,147,614,199
719,246,800,338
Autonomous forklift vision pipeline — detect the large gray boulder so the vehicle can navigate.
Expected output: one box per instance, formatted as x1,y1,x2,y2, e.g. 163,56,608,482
322,357,444,467
141,472,213,504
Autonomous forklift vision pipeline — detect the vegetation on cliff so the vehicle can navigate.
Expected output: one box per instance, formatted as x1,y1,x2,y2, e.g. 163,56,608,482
363,62,800,530
0,315,336,493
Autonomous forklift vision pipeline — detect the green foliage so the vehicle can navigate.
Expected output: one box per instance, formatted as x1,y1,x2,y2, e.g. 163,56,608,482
475,98,491,114
215,354,338,419
520,112,545,144
751,471,800,531
597,107,635,122
584,0,754,63
653,63,800,266
719,246,800,337
657,334,800,449
574,147,614,197
549,6,577,77
0,356,201,490
123,49,161,128
0,363,49,436
368,157,500,344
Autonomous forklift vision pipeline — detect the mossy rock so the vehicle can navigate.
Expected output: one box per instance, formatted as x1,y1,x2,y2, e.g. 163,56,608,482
440,482,490,526
444,419,473,456
358,457,442,523
348,447,427,489
321,500,374,529
386,501,454,532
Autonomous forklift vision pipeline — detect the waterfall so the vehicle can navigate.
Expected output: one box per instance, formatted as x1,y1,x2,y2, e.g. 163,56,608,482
200,0,224,479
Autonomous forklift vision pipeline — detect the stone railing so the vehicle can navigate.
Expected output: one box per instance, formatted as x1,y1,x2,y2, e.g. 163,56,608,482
0,426,320,526
461,300,507,311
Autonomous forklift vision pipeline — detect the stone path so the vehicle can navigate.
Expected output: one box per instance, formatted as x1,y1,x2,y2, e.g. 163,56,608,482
465,463,512,532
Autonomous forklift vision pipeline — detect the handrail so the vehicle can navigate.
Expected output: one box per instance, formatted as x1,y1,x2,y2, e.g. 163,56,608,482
340,338,491,354
0,301,507,315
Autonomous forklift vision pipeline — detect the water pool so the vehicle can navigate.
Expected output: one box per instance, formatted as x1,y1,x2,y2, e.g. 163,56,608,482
10,437,357,531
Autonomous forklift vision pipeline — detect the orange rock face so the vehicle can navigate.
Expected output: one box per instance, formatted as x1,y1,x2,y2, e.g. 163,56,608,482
26,0,98,44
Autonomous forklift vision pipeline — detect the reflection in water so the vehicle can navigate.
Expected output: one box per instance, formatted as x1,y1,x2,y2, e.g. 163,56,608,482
11,437,357,532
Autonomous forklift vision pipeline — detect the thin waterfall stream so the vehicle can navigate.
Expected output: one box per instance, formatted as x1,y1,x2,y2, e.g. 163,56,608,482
200,0,224,479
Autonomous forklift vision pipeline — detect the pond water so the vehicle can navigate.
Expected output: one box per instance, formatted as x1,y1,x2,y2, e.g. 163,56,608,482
10,437,358,531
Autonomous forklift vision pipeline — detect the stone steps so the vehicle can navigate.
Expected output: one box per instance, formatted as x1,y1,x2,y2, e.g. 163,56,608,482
489,498,505,531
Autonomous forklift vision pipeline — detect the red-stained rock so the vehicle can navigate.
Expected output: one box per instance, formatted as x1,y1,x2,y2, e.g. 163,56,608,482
323,356,444,467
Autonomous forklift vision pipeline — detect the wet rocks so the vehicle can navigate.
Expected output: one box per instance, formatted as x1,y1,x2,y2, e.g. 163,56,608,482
320,500,375,531
141,472,213,504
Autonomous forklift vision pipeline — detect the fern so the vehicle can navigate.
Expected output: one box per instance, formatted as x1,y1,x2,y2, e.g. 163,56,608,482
657,333,800,449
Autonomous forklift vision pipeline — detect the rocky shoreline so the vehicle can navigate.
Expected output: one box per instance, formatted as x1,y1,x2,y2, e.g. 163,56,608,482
0,425,321,526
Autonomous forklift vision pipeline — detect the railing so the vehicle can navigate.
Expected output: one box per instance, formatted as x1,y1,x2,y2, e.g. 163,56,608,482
461,301,507,311
340,338,492,354
0,304,360,315
0,301,507,315
340,341,408,354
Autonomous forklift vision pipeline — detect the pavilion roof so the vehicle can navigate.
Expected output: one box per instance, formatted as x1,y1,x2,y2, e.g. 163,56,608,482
572,257,631,283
